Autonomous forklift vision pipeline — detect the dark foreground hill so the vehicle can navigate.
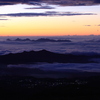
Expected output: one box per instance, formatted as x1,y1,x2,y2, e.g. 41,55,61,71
0,49,99,64
0,75,100,100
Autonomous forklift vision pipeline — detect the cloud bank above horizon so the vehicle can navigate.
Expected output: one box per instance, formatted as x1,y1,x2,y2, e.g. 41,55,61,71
0,11,96,17
0,0,100,6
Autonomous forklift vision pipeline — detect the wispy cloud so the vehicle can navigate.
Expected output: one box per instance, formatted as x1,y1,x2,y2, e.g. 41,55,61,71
25,6,55,9
0,2,14,6
28,0,100,6
98,24,100,26
0,19,8,20
84,24,100,26
95,24,100,26
94,0,100,3
0,0,100,6
84,25,91,26
0,11,96,17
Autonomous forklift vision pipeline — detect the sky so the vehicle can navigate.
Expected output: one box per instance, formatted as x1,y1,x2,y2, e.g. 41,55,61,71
0,0,100,36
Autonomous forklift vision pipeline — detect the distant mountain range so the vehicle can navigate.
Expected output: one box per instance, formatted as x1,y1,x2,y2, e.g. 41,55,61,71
0,49,99,64
6,38,72,42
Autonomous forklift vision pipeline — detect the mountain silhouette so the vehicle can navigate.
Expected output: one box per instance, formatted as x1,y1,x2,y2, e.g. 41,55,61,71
6,38,71,42
0,49,99,64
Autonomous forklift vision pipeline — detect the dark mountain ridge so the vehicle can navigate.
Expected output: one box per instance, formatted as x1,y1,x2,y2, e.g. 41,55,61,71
6,38,71,42
0,49,99,64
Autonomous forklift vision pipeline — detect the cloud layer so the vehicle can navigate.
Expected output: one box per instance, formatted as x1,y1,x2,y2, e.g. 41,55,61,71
25,6,55,9
0,19,8,20
0,0,100,6
0,11,96,17
84,24,100,26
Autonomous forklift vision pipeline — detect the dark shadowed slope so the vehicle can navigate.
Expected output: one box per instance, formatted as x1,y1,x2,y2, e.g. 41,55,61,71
0,49,99,64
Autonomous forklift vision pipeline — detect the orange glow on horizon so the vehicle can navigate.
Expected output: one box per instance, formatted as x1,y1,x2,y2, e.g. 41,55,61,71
0,15,100,36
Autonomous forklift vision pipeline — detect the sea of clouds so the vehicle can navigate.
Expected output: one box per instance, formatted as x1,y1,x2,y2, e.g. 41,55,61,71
0,35,100,74
0,35,100,55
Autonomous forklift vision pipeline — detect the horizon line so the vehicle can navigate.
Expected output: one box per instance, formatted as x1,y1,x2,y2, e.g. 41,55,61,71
0,35,100,37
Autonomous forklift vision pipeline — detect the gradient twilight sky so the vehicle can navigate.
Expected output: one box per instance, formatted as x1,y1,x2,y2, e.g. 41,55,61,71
0,0,100,36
